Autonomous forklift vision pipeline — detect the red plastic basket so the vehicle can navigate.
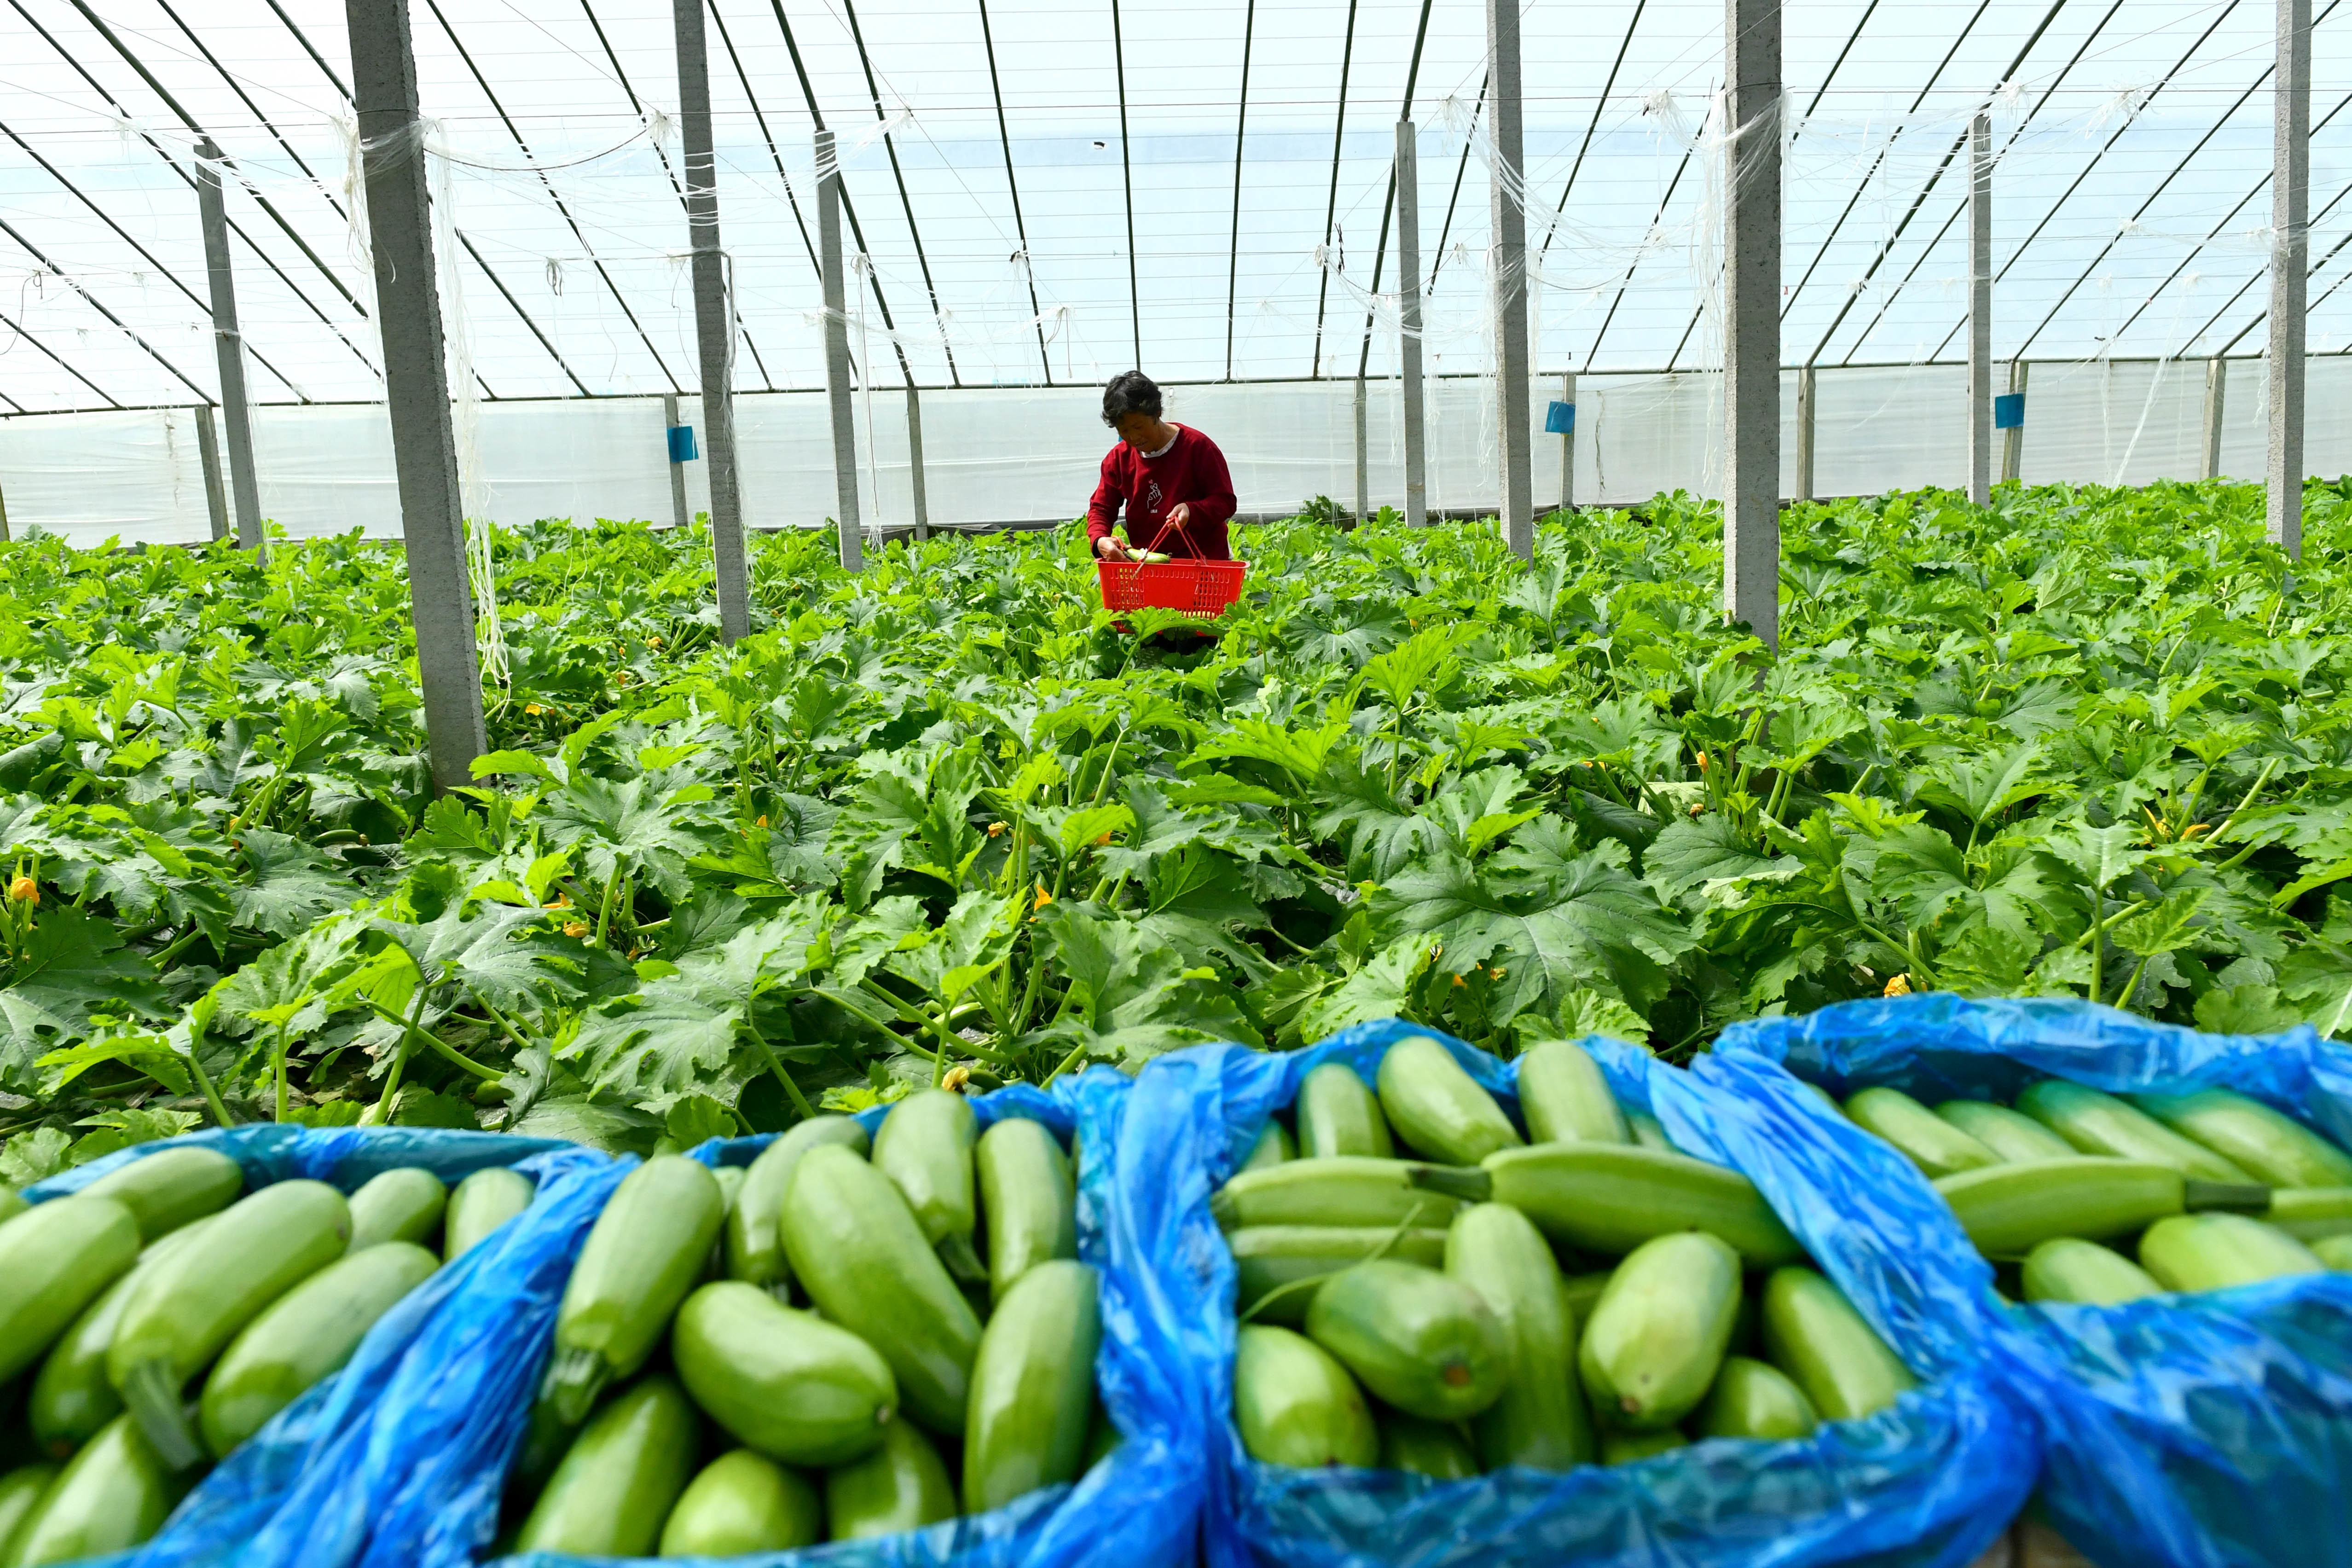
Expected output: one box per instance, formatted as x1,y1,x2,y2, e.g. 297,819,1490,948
1097,558,1248,617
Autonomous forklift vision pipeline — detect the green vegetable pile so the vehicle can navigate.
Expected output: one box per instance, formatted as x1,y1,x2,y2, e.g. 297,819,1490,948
504,1095,1098,1556
1221,1039,1912,1474
1843,1079,2352,1299
7,478,2352,1168
0,1151,531,1565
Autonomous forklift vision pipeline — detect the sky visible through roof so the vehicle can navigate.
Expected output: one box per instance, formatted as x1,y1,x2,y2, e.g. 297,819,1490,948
0,0,2346,416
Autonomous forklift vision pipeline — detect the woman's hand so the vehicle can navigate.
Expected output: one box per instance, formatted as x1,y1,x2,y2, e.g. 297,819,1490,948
1095,535,1129,560
1164,502,1193,533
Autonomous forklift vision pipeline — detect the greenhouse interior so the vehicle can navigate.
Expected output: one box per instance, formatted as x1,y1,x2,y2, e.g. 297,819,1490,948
3,3,2352,1568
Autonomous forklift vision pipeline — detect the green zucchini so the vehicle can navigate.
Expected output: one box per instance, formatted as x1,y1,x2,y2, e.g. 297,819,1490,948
1297,1063,1394,1158
1085,1400,1120,1469
977,1117,1077,1305
874,1089,985,1284
1843,1088,2000,1177
823,1419,955,1541
1241,1121,1294,1173
0,1187,20,1226
513,1375,699,1557
2131,1088,2352,1189
2266,1187,2352,1242
1559,1271,1611,1343
2017,1081,2256,1182
1304,1261,1506,1423
1213,1157,1477,1232
2312,1234,2352,1271
1758,1266,1914,1422
346,1168,446,1252
76,1146,243,1243
1231,1226,1449,1325
5,1416,172,1566
2139,1214,2325,1293
657,1450,823,1556
672,1280,896,1466
725,1116,869,1295
1934,1101,2075,1163
1627,1112,1675,1152
1377,1412,1480,1479
0,1465,57,1564
1576,1231,1739,1431
2019,1238,2161,1305
444,1167,534,1262
1600,1428,1688,1465
1475,1143,1802,1265
199,1239,438,1458
541,1155,723,1427
1232,1324,1376,1468
27,1216,215,1456
0,1197,139,1385
963,1259,1101,1512
1931,1157,2267,1258
1445,1202,1592,1470
1692,1355,1819,1441
1375,1036,1523,1165
1516,1040,1630,1145
108,1178,351,1469
781,1143,981,1437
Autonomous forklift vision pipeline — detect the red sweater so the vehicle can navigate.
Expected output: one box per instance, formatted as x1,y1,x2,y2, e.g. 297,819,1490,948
1085,424,1236,560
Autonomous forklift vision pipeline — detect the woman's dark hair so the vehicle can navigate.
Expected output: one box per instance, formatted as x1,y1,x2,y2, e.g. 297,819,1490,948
1101,370,1163,427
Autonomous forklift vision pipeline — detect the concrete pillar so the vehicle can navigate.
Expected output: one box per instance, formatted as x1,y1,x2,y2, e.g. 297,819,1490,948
2268,0,2311,556
2001,359,2028,483
195,403,229,542
346,0,487,792
905,384,931,542
1396,120,1428,525
817,130,863,571
196,139,263,554
2202,358,2228,481
675,0,749,639
1723,0,1782,648
662,393,690,532
1968,113,1993,507
1353,376,1368,524
1795,365,1816,503
1487,0,1533,558
1561,370,1576,511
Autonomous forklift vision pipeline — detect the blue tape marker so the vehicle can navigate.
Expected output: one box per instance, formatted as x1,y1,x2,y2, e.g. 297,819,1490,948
666,425,699,463
1544,399,1575,434
1993,393,2024,431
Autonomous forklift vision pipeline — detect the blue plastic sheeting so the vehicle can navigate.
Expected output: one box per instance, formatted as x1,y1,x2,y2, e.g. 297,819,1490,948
478,1068,1198,1568
1118,1017,2035,1568
1720,995,2352,1568
13,1125,592,1568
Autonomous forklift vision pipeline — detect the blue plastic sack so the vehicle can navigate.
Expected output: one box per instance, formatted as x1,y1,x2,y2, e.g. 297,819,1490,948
1116,1018,2037,1568
466,1071,1195,1568
12,1124,593,1568
1720,995,2352,1568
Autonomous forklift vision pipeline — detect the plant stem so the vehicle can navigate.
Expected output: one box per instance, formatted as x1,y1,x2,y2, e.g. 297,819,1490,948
2089,887,2103,1007
593,868,626,949
362,995,502,1081
271,1018,293,1123
742,1010,817,1120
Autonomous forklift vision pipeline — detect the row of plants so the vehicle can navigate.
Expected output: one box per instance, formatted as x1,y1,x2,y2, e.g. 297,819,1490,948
4,479,2351,1176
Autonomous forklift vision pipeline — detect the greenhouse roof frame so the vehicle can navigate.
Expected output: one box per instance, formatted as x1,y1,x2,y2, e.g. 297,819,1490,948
0,0,2346,415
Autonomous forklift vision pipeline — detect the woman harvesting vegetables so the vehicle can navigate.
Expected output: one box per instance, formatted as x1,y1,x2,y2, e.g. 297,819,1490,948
1087,371,1236,562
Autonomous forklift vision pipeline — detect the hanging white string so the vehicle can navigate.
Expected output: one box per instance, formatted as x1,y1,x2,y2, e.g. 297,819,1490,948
852,251,882,543
431,145,507,688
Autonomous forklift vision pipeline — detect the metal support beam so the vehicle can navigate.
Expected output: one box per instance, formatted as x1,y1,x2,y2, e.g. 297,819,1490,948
818,131,864,572
1724,0,1782,648
1795,365,1816,502
674,0,749,641
2001,359,2028,484
1561,370,1576,511
195,404,228,541
1397,120,1428,525
2270,0,2311,557
1353,376,1368,524
195,139,263,553
906,385,931,542
2202,357,2228,480
1487,0,1532,558
663,393,690,532
1968,113,1993,506
347,0,487,793
0,474,8,543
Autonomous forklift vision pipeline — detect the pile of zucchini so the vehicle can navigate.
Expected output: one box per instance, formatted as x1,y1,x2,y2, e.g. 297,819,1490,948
502,1091,1106,1558
1221,1040,1914,1475
0,1149,533,1567
1839,1081,2352,1300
